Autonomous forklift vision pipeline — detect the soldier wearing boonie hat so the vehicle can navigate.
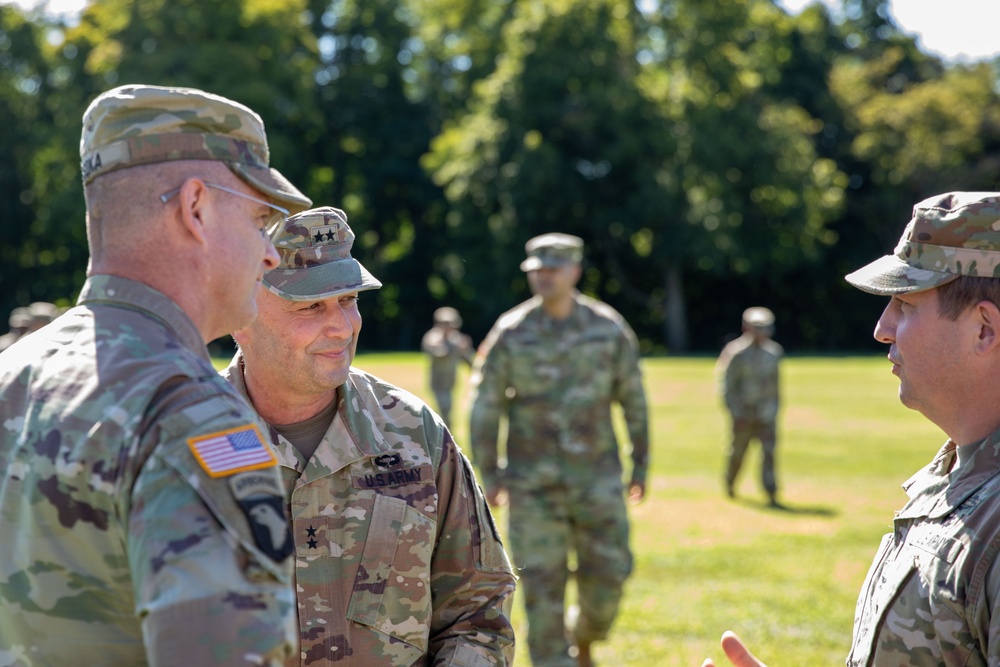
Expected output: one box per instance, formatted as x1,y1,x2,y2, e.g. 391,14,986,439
0,84,302,666
471,231,650,667
224,207,516,666
707,192,1000,667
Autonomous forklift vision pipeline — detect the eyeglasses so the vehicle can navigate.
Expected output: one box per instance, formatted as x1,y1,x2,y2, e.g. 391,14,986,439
159,181,289,236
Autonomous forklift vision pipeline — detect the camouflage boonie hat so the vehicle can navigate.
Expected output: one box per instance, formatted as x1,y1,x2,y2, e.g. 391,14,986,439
80,84,311,213
742,306,775,328
520,232,584,271
263,207,382,301
434,307,462,327
846,191,1000,295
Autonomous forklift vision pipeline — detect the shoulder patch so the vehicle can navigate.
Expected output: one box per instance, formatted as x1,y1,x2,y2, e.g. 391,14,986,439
187,424,277,477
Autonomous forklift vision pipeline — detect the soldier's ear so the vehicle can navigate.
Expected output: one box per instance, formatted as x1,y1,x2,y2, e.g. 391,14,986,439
972,299,1000,357
174,178,211,245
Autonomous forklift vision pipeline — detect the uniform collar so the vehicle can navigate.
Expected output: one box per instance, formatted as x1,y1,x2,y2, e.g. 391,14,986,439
222,351,394,480
77,274,207,360
897,429,1000,520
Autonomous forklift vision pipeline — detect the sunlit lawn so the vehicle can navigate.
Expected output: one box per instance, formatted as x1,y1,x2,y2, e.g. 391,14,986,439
216,351,942,666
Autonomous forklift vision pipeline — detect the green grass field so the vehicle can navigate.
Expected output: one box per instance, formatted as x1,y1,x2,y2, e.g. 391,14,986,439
219,351,944,666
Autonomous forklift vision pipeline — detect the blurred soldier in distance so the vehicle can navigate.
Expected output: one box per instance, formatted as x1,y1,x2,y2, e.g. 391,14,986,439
0,84,311,665
225,206,516,666
704,191,1000,667
715,306,783,506
0,301,61,352
0,307,32,352
421,306,474,427
470,232,650,667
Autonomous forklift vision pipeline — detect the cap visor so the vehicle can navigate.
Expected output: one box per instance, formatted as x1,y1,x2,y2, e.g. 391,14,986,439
264,258,382,301
230,163,312,214
519,257,574,272
845,254,958,295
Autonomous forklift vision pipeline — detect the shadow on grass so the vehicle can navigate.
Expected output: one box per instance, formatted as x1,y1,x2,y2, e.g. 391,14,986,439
732,497,838,517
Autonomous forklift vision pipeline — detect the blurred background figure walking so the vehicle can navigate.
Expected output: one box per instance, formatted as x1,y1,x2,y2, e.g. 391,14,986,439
716,307,784,507
421,306,474,427
0,302,61,352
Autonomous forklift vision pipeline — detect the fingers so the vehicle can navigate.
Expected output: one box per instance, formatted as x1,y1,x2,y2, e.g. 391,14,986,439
720,631,765,667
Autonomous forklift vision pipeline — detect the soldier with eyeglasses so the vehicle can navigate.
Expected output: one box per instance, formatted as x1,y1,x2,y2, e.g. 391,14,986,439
0,84,311,666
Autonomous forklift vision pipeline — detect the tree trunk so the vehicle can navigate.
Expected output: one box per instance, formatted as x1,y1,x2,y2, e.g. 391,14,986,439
664,264,688,352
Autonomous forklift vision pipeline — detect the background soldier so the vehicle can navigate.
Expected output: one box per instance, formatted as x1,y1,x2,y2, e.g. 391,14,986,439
420,306,474,426
470,232,650,667
0,84,310,665
224,207,516,666
0,301,60,352
716,307,783,506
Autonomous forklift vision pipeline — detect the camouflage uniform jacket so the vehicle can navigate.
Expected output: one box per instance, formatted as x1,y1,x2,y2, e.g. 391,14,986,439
847,431,1000,666
420,327,474,392
0,275,295,667
716,334,782,422
469,293,649,490
222,354,516,666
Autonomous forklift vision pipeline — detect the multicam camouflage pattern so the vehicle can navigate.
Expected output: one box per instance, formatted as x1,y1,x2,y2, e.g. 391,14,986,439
80,84,311,211
469,292,648,667
223,353,516,667
263,207,382,302
716,331,783,496
519,233,584,272
846,191,1000,295
847,432,1000,666
420,324,474,426
0,275,295,666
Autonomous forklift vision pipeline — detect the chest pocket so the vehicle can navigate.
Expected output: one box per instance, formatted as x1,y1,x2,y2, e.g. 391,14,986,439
346,493,436,652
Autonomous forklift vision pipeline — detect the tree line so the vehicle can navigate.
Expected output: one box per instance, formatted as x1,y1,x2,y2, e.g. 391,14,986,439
3,0,999,353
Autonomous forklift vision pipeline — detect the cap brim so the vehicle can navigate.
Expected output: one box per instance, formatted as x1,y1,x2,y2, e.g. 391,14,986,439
229,163,312,214
264,258,381,301
845,254,958,295
520,257,574,272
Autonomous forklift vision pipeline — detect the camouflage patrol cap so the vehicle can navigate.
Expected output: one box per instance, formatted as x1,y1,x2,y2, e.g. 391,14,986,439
846,191,1000,295
263,206,382,301
520,232,584,272
8,307,31,329
434,307,462,327
80,84,311,213
742,306,775,328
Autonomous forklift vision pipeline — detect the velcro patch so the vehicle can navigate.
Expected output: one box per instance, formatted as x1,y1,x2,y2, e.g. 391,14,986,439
229,470,293,562
187,424,276,477
352,464,433,490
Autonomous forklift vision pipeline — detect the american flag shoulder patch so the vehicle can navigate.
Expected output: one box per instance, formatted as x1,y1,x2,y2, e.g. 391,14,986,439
187,424,276,478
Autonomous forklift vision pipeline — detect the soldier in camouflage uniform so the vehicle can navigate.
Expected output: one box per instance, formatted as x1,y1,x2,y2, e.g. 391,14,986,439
469,233,650,667
420,307,475,427
716,307,783,506
223,207,516,666
0,302,60,352
0,85,312,665
703,191,1000,667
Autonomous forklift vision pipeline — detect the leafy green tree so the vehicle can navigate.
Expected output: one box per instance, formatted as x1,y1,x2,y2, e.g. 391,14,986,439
302,0,453,348
427,0,846,351
0,4,85,321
